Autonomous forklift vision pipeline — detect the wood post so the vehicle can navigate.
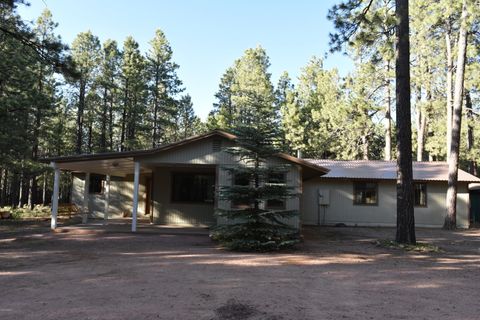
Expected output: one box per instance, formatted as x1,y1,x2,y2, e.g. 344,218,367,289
104,174,110,224
51,163,60,230
83,173,90,224
132,162,140,232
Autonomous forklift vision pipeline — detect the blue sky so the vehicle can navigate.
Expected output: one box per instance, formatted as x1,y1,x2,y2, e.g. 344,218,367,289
19,0,353,120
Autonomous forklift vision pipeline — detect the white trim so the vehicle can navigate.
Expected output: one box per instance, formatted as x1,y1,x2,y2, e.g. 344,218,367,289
104,174,111,224
132,162,140,232
50,162,60,230
82,173,90,224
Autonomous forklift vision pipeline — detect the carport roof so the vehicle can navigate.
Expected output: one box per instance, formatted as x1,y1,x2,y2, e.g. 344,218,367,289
41,130,329,177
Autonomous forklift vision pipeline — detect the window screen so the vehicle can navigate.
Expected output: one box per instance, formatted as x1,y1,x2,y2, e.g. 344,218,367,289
171,173,215,203
414,183,427,207
353,182,378,205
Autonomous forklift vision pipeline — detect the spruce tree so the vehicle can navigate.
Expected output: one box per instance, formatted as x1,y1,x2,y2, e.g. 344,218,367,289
210,126,300,251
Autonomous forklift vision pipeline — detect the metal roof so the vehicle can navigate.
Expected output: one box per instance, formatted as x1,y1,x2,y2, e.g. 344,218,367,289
304,159,480,183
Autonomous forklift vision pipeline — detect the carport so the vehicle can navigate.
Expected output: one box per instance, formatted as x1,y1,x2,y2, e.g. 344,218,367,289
47,151,153,232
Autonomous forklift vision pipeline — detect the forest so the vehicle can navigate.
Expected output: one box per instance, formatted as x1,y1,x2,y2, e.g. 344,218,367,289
0,0,479,211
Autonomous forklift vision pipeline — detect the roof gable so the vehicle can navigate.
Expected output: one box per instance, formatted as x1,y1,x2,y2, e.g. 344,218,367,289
42,130,329,176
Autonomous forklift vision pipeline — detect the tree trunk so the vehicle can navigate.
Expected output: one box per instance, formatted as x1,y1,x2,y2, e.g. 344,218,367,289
76,81,86,154
384,61,392,161
11,173,18,209
120,81,128,151
445,22,454,159
152,70,160,148
109,91,114,151
362,134,369,160
465,91,477,175
18,171,24,208
444,0,468,230
42,172,47,205
27,177,33,209
395,0,415,244
0,169,6,207
415,86,427,161
100,86,108,152
87,105,93,153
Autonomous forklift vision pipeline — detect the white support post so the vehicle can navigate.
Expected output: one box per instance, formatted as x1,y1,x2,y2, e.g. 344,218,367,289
83,173,90,224
104,174,111,224
132,162,140,232
50,162,60,230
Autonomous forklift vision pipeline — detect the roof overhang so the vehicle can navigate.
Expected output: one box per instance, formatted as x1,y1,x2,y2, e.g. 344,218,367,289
41,130,329,178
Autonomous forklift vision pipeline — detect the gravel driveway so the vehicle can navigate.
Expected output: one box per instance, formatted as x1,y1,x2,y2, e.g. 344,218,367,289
1,222,479,320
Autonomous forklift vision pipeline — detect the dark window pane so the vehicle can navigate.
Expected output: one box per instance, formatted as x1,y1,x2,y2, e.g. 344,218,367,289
266,173,286,209
266,199,285,209
234,173,250,186
172,173,215,203
267,172,286,184
231,173,251,208
89,174,104,194
353,182,378,205
414,183,427,206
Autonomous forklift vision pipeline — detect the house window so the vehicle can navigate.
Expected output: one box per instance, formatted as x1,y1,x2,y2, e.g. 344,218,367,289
266,172,286,210
353,182,378,205
414,183,427,207
231,172,251,208
171,172,215,203
89,174,105,194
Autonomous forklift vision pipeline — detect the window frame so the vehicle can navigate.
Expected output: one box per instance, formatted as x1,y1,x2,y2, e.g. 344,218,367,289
89,174,105,195
414,182,428,207
352,181,379,206
170,171,215,205
265,172,287,210
230,172,252,209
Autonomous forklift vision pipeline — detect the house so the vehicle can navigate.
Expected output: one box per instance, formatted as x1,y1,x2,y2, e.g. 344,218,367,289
44,130,480,231
45,130,328,231
301,160,480,228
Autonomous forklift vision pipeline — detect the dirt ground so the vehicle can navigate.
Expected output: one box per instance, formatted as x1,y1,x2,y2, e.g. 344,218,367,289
1,221,479,320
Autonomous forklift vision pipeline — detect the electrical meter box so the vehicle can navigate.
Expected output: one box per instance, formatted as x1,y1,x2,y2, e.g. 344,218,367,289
318,189,330,206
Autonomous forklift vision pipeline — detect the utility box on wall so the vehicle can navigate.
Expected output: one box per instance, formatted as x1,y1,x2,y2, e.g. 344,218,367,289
318,189,330,206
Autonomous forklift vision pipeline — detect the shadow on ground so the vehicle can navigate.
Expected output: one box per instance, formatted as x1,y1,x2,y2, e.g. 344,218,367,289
0,222,479,320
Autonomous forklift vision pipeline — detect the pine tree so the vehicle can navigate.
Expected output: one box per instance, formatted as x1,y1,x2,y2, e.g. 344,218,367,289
208,46,276,131
70,31,101,154
207,67,235,130
295,57,345,158
98,39,121,152
210,126,300,251
328,0,416,243
146,29,183,146
277,72,304,155
444,0,469,229
175,94,201,140
120,36,147,150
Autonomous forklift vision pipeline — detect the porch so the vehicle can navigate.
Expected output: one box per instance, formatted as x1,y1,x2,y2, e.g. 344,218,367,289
50,157,218,232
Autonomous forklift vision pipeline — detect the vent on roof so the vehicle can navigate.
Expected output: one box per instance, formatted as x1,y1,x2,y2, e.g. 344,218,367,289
212,139,222,152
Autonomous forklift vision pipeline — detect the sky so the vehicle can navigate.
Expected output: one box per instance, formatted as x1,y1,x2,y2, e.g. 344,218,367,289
18,0,353,120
